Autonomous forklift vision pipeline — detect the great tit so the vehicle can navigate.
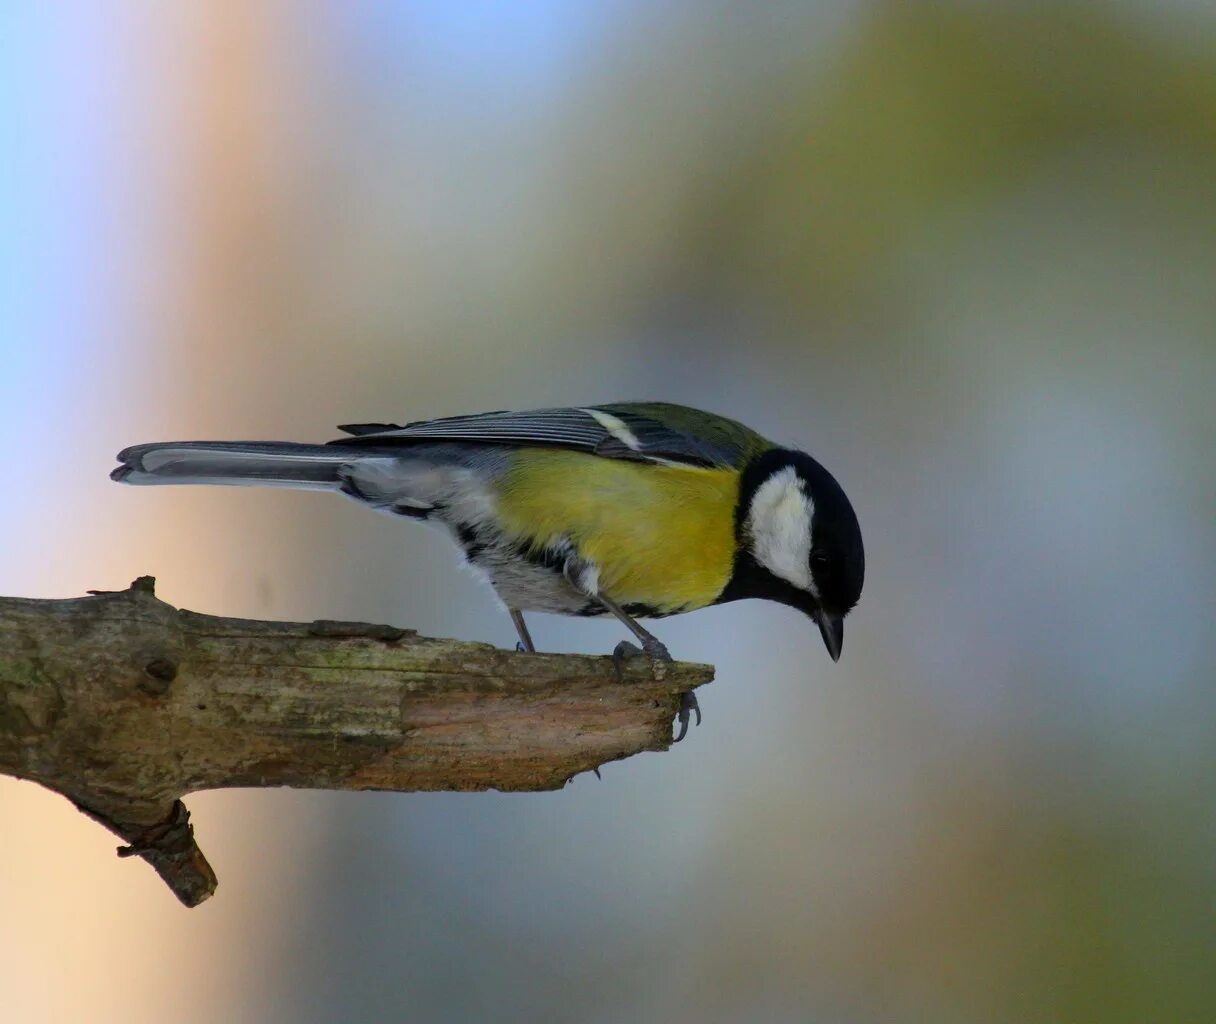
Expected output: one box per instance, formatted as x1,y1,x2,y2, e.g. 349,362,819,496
112,403,864,737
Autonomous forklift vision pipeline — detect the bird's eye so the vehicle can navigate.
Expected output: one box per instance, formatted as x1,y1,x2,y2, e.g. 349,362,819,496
810,552,830,572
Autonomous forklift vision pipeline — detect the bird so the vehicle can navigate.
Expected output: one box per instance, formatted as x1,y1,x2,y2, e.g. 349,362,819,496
111,402,864,740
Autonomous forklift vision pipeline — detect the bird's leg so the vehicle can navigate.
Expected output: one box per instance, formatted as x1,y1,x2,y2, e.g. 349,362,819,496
595,593,701,743
560,553,700,741
595,593,671,662
509,608,536,653
560,554,668,659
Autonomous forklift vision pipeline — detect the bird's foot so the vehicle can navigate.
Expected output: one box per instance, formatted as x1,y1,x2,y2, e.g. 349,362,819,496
611,640,642,680
611,636,671,678
611,638,699,741
674,689,701,743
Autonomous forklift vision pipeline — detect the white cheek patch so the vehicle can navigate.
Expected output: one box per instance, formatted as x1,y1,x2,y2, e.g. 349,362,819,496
746,466,816,594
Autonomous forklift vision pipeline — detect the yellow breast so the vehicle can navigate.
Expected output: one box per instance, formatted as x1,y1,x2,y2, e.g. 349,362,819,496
494,449,739,613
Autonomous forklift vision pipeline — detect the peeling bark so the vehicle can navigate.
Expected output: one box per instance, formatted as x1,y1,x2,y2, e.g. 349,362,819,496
0,578,712,906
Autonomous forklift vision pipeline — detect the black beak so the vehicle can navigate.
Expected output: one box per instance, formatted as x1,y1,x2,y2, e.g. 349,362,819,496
816,612,843,662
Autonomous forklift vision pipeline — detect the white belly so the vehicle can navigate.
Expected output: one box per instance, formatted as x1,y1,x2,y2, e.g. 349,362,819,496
464,535,603,615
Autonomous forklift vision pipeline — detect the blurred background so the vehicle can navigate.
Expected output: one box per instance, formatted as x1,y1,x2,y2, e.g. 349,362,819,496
2,2,1214,1021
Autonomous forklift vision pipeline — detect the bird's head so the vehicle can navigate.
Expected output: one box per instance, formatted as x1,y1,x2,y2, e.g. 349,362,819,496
733,448,865,661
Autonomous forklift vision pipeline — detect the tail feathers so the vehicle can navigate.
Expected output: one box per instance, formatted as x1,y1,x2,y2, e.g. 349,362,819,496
111,441,351,490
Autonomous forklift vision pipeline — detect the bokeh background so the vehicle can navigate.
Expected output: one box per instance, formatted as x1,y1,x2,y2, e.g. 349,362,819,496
3,3,1214,1022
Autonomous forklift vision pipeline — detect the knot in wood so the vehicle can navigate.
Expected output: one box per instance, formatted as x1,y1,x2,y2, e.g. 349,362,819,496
139,658,178,695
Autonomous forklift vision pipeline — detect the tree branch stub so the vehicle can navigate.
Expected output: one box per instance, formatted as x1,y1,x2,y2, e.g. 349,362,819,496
0,578,713,906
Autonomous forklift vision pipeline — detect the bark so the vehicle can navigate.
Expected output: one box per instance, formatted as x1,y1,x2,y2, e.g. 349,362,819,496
0,578,712,907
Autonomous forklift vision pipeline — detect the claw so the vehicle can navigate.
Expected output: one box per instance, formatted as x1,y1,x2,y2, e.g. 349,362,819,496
673,689,701,743
515,641,527,653
612,640,643,680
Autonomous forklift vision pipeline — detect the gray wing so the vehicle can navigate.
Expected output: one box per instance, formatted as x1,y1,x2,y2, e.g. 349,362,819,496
331,404,749,468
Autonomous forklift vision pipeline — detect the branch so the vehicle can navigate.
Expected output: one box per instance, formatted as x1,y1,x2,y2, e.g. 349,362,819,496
0,577,713,907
